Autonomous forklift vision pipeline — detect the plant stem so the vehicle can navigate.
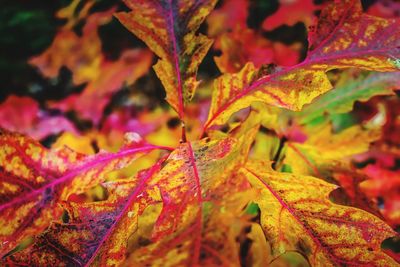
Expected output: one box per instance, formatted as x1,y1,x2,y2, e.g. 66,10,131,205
181,122,187,143
272,136,287,170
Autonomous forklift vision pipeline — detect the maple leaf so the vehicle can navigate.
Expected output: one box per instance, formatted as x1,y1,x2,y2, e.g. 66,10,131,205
0,130,169,257
115,0,218,119
262,0,319,31
242,160,398,266
0,95,78,140
203,0,400,131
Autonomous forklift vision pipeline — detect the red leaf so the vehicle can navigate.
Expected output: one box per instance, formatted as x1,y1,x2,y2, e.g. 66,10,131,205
0,95,77,139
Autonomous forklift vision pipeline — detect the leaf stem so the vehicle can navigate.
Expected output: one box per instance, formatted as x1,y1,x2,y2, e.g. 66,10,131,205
181,122,187,143
272,136,287,170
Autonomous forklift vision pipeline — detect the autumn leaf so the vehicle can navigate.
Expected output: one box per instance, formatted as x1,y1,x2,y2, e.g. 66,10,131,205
48,49,153,124
3,134,252,266
0,130,169,257
199,172,257,266
207,0,301,74
115,0,217,119
262,0,319,31
242,160,398,266
206,0,248,37
295,71,400,124
0,95,78,140
213,29,301,73
3,158,165,267
127,123,258,266
29,9,114,85
203,0,400,131
361,164,400,225
283,124,381,177
367,0,400,19
2,0,400,266
56,0,94,30
30,6,153,124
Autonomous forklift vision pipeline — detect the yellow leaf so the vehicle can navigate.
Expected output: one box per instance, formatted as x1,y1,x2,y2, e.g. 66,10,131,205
242,160,397,266
285,124,381,176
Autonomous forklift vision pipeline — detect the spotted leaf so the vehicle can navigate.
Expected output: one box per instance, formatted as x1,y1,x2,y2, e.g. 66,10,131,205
242,160,398,266
204,0,400,131
115,0,217,119
3,133,254,266
0,130,167,257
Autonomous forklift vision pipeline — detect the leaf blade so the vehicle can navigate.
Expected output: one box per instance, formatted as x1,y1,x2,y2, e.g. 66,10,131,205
242,160,398,266
204,0,400,130
115,0,217,118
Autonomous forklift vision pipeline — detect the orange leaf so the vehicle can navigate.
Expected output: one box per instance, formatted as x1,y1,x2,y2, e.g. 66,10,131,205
0,130,168,257
3,134,252,266
115,0,217,119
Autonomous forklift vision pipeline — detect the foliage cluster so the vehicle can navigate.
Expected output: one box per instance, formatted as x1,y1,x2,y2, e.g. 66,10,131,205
1,0,400,266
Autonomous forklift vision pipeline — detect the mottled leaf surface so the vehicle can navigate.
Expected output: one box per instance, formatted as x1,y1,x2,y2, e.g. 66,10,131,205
3,134,253,266
204,0,400,130
116,0,217,118
0,130,164,257
242,160,398,266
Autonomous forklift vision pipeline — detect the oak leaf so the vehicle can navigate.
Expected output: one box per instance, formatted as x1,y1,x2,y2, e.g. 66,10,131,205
0,130,166,257
115,0,218,119
204,0,400,131
3,131,254,266
242,160,398,266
